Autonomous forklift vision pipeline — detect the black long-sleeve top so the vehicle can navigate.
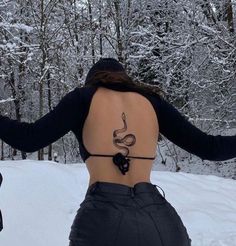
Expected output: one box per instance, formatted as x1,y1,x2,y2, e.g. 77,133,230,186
0,83,236,162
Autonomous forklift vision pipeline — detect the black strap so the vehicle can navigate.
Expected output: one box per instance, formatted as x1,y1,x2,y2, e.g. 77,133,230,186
89,153,156,160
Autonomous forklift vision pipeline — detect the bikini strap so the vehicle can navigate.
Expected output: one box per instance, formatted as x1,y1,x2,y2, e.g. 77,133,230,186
89,152,156,176
89,153,156,160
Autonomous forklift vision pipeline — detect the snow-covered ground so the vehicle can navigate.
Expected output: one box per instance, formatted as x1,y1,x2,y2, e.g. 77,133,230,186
0,160,236,246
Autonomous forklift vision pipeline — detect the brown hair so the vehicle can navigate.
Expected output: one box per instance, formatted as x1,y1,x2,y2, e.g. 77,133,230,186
82,70,166,99
82,70,165,142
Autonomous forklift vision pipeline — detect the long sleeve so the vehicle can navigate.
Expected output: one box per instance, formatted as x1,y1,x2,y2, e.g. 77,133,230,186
156,96,236,161
0,87,82,152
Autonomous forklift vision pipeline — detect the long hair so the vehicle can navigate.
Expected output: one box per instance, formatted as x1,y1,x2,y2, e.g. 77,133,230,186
82,70,166,99
82,70,165,142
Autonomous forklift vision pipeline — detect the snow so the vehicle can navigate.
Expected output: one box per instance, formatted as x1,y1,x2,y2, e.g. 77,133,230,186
0,98,15,104
0,22,34,33
0,160,236,246
199,24,220,34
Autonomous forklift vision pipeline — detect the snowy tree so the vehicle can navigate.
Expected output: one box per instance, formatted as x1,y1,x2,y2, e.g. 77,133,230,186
0,0,235,178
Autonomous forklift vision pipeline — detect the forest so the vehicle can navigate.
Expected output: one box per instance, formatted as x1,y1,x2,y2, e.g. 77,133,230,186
0,0,235,178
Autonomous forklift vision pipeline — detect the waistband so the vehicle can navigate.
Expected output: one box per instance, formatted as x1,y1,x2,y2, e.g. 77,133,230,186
85,181,165,198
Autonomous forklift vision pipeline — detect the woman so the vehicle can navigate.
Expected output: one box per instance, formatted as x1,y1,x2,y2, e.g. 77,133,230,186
0,58,236,246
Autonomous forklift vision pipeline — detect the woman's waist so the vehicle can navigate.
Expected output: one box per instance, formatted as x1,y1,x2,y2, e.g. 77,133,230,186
88,177,152,188
80,180,166,209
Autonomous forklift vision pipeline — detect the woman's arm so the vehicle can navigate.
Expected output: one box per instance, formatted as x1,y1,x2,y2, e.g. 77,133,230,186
0,87,82,152
156,96,236,161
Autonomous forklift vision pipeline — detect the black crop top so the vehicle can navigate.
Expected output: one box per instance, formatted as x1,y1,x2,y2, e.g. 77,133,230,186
0,83,236,174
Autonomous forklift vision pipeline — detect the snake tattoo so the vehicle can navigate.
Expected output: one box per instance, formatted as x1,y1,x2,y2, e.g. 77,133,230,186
112,112,136,175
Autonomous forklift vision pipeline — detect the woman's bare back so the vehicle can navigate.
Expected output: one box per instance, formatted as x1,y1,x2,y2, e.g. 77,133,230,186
82,86,159,187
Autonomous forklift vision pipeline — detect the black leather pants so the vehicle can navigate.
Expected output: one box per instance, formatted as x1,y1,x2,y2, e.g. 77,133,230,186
69,181,192,246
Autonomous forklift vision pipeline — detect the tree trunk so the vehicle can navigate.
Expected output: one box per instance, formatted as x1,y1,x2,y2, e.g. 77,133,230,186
99,0,103,56
1,141,4,160
38,0,46,161
18,13,29,160
224,0,234,32
47,72,52,161
113,0,123,63
200,0,217,24
88,0,95,64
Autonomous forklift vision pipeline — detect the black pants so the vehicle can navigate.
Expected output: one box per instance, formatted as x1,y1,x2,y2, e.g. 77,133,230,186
69,181,192,246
